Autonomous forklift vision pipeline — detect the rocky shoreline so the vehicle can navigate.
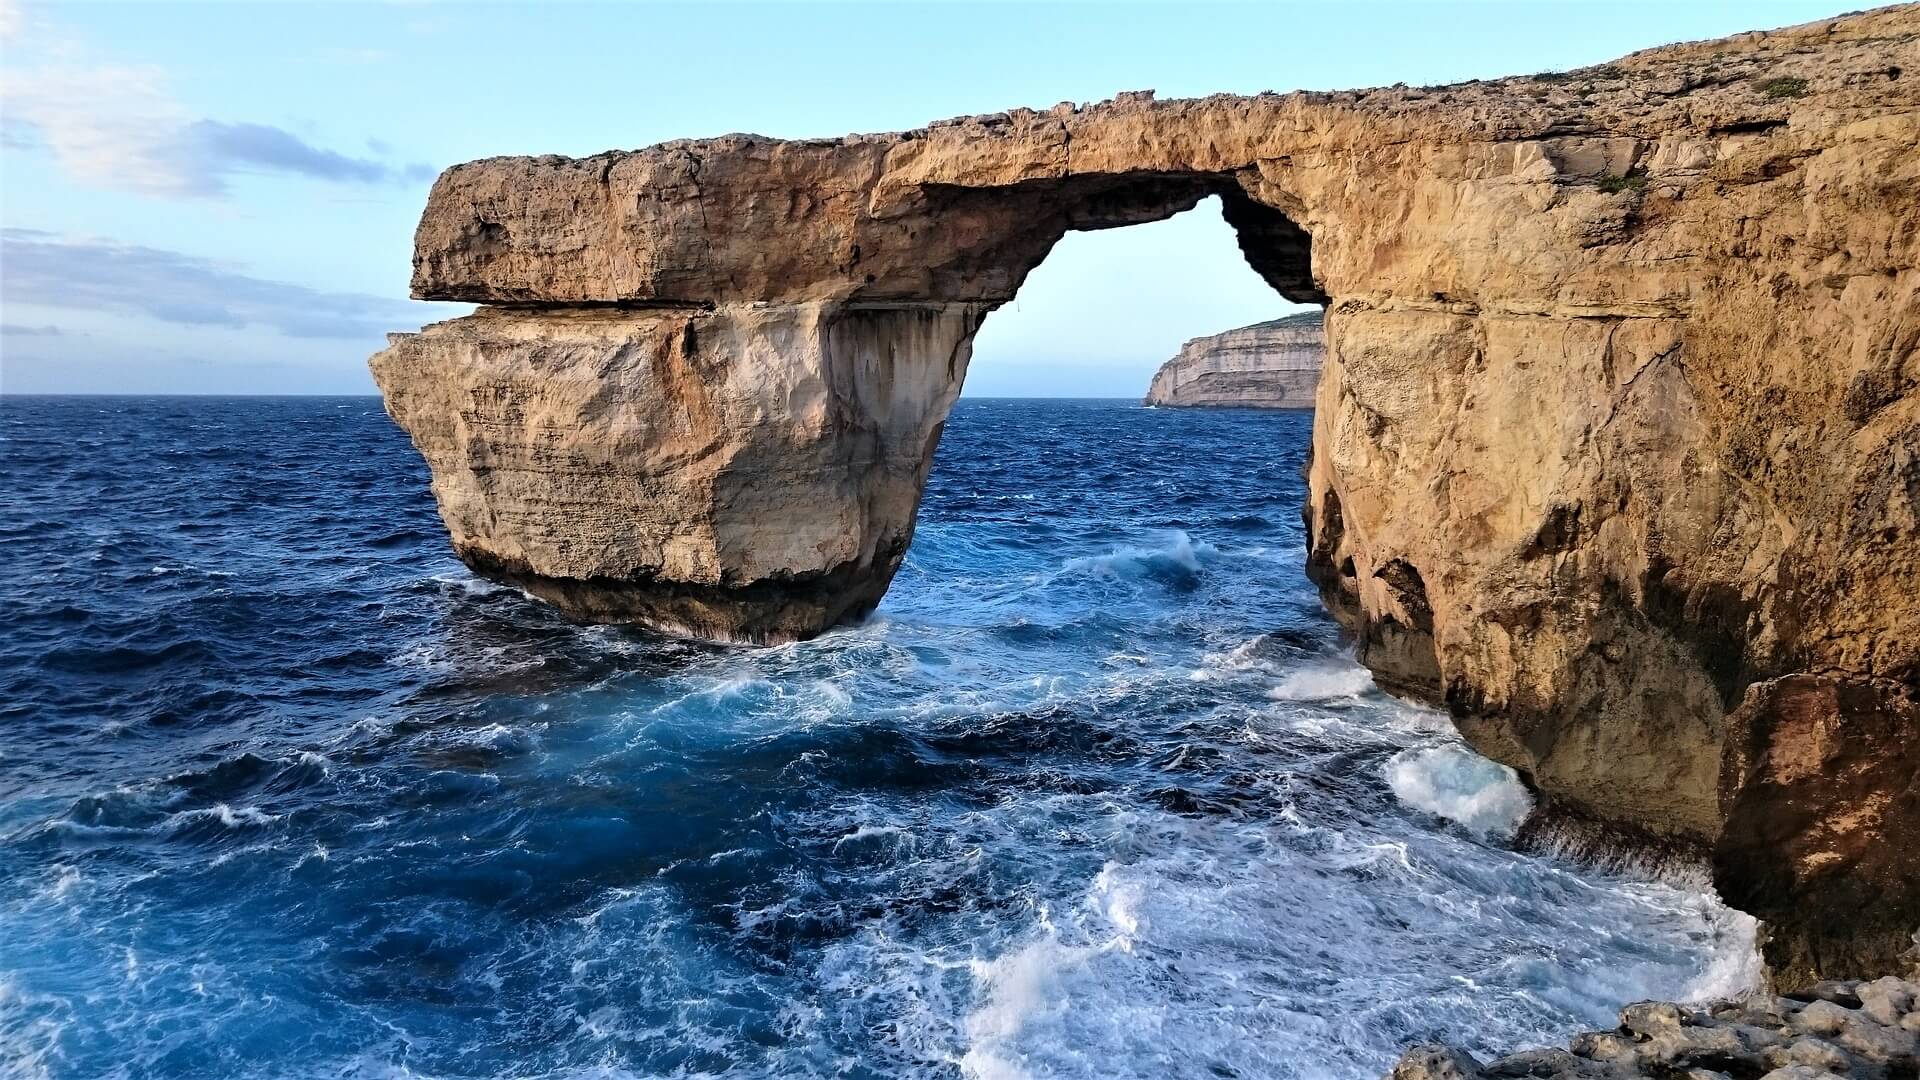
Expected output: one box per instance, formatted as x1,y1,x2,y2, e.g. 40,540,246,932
1143,310,1322,408
1390,977,1920,1079
372,4,1920,995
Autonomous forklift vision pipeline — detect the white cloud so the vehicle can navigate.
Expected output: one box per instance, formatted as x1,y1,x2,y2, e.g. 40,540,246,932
0,1,431,198
3,60,210,196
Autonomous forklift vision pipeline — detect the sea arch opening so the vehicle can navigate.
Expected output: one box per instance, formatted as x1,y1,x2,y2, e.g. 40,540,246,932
375,163,1352,647
959,192,1322,402
868,189,1338,672
878,176,1419,709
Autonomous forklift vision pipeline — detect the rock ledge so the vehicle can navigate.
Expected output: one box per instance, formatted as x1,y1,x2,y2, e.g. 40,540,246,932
1390,977,1920,1080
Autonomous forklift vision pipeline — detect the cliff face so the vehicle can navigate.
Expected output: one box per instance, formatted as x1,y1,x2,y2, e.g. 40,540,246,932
1144,312,1322,409
372,6,1920,983
373,304,981,640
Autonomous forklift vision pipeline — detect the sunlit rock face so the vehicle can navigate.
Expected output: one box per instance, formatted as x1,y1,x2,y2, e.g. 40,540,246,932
1145,312,1322,409
372,7,1920,981
372,303,985,642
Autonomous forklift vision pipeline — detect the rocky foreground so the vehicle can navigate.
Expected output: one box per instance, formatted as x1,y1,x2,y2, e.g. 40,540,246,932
1144,311,1323,408
373,5,1920,984
1391,978,1920,1080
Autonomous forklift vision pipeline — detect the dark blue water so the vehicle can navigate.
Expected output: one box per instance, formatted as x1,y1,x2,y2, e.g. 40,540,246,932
0,396,1754,1079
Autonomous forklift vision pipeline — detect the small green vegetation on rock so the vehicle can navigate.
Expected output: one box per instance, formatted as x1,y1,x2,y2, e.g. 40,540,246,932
1759,76,1810,98
1598,171,1649,194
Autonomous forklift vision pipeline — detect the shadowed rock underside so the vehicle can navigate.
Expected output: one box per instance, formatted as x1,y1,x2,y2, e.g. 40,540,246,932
372,6,1920,984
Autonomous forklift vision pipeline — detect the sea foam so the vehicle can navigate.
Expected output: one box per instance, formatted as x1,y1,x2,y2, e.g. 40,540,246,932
1385,745,1534,839
0,397,1757,1078
1061,530,1214,581
1268,663,1376,701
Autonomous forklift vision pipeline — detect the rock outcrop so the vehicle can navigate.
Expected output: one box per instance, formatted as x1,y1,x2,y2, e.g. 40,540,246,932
1388,977,1920,1080
1144,311,1322,408
372,6,1920,982
373,304,980,641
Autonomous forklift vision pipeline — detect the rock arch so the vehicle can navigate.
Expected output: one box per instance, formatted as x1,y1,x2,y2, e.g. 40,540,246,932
372,7,1920,983
378,127,1329,643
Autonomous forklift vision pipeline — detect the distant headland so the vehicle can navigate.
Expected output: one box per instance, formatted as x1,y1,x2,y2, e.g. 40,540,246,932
1144,311,1322,410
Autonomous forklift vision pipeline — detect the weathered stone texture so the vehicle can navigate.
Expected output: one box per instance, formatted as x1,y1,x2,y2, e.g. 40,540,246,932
373,302,983,641
372,6,1920,980
1388,978,1920,1080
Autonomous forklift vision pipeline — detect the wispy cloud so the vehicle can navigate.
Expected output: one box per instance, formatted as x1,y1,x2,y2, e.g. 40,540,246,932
0,1,432,198
1,323,66,337
189,120,436,187
1,228,438,340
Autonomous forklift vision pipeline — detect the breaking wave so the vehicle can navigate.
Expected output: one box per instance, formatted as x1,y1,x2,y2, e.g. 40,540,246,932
0,397,1756,1079
1061,530,1215,584
1386,745,1534,839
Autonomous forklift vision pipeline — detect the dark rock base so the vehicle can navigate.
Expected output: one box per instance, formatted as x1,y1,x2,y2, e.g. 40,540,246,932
456,545,899,645
1390,977,1920,1079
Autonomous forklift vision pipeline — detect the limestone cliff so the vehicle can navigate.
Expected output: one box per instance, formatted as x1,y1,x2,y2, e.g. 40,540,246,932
374,304,979,641
1144,312,1322,409
372,6,1920,984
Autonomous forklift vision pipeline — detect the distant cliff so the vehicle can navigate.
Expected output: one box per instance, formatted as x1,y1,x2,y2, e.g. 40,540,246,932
1143,312,1323,409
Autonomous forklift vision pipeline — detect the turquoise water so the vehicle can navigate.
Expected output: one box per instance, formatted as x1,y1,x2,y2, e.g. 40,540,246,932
0,396,1754,1078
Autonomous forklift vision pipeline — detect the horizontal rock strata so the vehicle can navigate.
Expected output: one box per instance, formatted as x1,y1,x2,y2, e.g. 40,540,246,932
1388,977,1920,1080
1144,311,1322,409
372,5,1920,981
373,303,983,642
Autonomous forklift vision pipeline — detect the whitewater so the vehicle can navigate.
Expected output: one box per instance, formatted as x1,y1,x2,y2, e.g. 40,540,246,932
0,396,1756,1078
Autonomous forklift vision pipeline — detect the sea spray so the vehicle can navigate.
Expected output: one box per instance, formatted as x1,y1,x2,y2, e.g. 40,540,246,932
1385,744,1534,839
0,397,1758,1078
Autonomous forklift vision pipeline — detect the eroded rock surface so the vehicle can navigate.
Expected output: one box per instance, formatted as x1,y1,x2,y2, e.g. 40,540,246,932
372,6,1920,979
1144,311,1322,409
373,303,982,642
1387,978,1920,1080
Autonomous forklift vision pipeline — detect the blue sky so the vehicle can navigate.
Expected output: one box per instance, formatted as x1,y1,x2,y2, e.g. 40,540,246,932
0,0,1861,397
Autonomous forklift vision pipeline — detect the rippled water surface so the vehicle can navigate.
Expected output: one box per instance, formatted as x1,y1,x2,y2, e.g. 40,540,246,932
0,396,1755,1079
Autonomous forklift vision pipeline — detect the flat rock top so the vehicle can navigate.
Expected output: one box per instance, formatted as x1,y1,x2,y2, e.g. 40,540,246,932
1230,311,1324,335
447,4,1916,167
409,5,1920,306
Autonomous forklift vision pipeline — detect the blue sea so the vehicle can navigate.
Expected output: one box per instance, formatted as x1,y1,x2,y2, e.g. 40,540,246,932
0,396,1755,1079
